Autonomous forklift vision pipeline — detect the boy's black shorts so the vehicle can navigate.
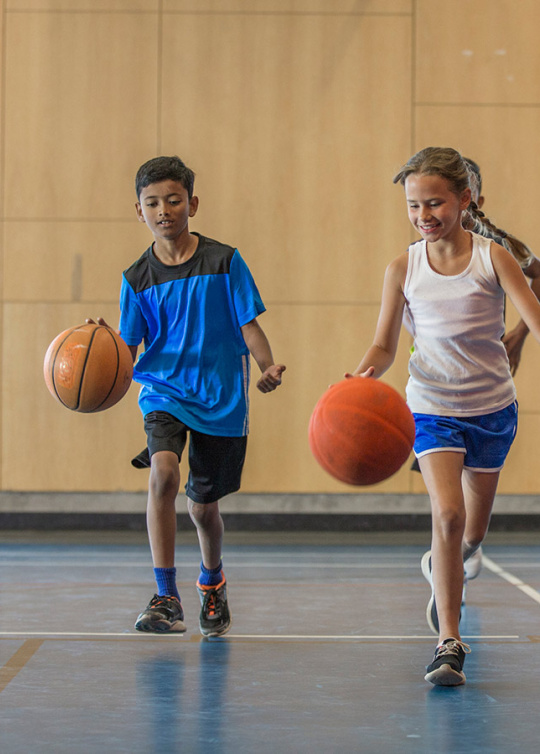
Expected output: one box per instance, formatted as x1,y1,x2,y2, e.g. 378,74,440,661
132,411,247,504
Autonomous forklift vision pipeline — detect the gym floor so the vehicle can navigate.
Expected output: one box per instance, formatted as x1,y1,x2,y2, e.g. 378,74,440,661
1,529,540,753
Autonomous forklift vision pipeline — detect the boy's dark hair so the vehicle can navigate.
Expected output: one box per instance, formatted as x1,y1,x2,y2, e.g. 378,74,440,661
135,156,195,199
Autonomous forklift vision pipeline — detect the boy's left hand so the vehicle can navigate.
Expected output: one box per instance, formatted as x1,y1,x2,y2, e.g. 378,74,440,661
256,364,286,393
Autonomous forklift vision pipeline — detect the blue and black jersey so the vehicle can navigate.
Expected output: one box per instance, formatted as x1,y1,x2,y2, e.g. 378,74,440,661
119,234,265,436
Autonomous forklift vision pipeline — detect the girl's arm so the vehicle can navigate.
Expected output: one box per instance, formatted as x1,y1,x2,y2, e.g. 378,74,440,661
492,246,540,344
241,318,286,393
347,254,408,379
502,256,540,374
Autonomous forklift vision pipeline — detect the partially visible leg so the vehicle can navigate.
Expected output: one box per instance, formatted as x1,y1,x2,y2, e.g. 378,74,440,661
187,499,224,571
462,468,499,562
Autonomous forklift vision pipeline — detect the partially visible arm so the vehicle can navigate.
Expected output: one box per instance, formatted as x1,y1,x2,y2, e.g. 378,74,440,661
492,246,540,346
502,256,540,375
240,318,286,393
345,254,408,380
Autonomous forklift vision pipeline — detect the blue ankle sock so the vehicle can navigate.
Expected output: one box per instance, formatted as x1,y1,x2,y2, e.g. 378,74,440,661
198,560,223,587
154,567,181,602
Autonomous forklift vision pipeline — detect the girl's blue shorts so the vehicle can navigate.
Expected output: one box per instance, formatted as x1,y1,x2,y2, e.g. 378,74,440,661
413,401,518,472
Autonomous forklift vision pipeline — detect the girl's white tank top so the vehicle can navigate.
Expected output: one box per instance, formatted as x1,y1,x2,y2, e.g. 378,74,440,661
403,231,516,416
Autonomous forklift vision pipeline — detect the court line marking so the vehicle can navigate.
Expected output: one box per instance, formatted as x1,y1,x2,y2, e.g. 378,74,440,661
0,632,519,640
482,555,540,605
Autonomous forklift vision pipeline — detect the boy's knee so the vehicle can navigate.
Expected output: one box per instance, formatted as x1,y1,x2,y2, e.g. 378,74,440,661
188,499,219,526
149,455,180,500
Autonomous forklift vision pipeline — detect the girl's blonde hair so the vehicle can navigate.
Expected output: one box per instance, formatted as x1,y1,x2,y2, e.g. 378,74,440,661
393,147,533,268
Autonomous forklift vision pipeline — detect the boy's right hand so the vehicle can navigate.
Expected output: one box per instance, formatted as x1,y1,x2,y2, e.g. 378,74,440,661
86,317,111,328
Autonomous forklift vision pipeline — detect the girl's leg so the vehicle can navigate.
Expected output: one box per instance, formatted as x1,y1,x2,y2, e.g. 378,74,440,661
146,450,181,568
418,450,466,642
462,469,500,561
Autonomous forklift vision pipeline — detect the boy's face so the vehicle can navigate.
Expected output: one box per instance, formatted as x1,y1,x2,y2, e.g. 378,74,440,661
136,180,198,241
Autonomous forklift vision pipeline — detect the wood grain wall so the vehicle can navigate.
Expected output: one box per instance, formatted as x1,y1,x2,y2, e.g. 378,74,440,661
1,0,538,496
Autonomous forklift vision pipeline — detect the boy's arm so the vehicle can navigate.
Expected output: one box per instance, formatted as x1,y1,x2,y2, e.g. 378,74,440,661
240,319,286,393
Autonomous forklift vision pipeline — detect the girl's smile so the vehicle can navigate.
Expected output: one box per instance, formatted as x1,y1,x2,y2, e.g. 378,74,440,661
404,173,470,246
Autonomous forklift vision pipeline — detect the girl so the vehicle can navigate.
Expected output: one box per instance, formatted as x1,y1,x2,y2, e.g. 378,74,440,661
347,147,540,686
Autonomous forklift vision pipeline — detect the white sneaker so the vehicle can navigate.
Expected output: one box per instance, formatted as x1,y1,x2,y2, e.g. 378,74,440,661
464,546,483,581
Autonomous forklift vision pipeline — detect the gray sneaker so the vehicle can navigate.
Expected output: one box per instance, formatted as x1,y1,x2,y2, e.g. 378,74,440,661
135,594,186,633
425,638,471,686
196,575,231,637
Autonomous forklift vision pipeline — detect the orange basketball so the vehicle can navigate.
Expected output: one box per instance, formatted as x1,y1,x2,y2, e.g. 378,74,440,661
308,378,416,486
44,323,133,413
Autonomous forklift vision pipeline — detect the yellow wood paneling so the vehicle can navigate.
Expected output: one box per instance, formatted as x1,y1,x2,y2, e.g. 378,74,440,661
3,12,159,219
163,0,412,12
2,221,152,304
3,304,147,491
6,0,158,11
241,302,412,492
416,0,540,104
161,13,412,304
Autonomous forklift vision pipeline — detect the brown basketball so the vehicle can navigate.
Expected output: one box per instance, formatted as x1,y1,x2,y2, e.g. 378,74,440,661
308,377,416,486
44,323,133,413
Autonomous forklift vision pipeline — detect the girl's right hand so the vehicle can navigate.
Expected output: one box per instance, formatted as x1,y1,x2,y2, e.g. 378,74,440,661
344,366,375,379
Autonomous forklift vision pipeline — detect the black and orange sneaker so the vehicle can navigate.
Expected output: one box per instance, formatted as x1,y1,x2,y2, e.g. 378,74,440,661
196,574,231,637
134,594,186,633
424,638,471,686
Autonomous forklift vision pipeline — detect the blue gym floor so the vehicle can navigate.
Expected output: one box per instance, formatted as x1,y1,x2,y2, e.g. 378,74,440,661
1,530,540,753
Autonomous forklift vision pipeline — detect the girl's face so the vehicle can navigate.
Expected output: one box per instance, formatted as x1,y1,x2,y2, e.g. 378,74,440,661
404,173,471,244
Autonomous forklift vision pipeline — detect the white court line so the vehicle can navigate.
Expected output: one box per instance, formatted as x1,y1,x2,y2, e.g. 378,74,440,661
0,632,519,640
482,555,540,605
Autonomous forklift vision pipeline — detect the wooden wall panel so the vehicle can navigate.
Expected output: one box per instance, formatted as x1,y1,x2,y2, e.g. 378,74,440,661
163,1,412,12
3,221,151,304
161,13,412,304
3,12,159,219
7,1,157,8
416,0,540,104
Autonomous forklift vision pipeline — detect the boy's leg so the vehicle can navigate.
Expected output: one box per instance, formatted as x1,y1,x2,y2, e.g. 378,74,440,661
184,431,246,637
187,499,224,571
147,450,181,568
135,449,185,633
188,498,231,637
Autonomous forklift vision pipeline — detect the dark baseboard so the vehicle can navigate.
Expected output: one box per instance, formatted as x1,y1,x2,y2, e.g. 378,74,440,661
2,512,540,531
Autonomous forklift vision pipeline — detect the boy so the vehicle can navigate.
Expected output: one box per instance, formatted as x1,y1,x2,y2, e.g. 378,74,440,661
118,155,285,636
